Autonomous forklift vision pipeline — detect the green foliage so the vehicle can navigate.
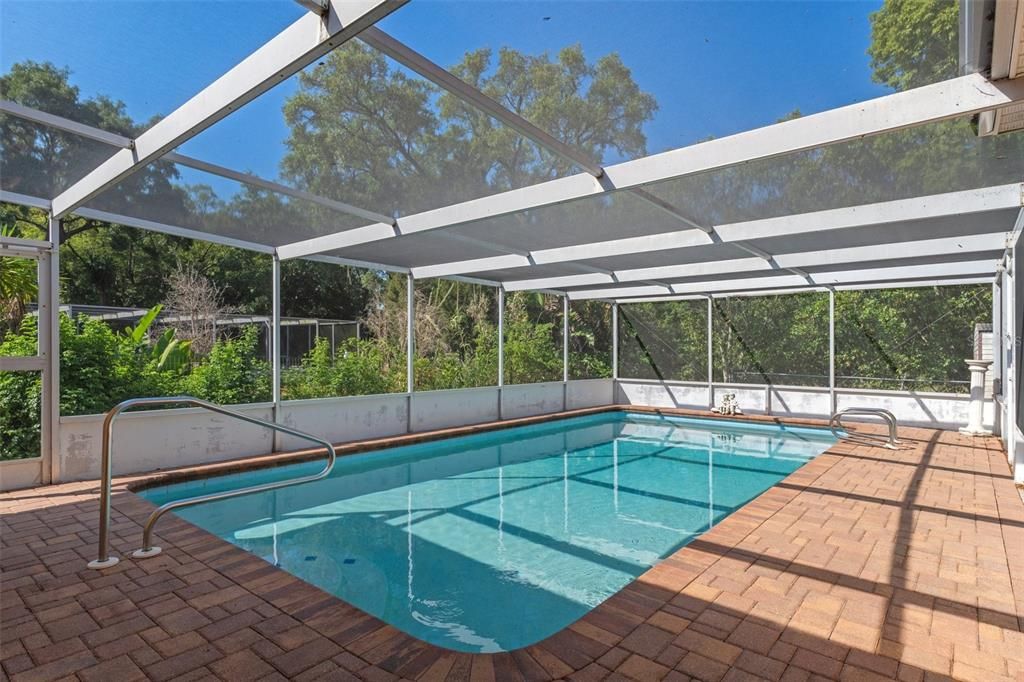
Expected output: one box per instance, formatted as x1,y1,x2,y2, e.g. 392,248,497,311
503,293,563,385
179,326,270,405
835,285,990,392
0,225,39,341
0,313,270,459
619,301,707,382
869,0,958,91
282,337,400,399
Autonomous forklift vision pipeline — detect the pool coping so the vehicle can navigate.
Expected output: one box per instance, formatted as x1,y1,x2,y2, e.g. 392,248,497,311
123,405,839,493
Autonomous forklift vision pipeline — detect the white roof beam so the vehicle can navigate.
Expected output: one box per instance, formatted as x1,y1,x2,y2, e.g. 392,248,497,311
277,73,1024,260
1,190,52,211
405,184,1023,280
613,277,995,304
0,100,133,148
587,232,1006,286
165,152,395,225
1,100,400,228
569,259,998,301
51,0,407,219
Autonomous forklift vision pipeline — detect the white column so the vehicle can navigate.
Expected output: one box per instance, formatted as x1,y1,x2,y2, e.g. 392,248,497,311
406,275,415,432
406,275,415,393
960,360,993,436
562,295,569,410
45,215,61,484
271,254,282,450
707,297,714,409
829,288,836,415
611,301,619,380
498,288,505,419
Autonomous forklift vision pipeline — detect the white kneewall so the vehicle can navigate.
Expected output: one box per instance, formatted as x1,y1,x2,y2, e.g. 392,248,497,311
615,379,992,431
411,387,499,432
58,404,275,482
276,393,409,451
0,457,44,491
48,380,615,484
566,378,614,410
500,381,565,419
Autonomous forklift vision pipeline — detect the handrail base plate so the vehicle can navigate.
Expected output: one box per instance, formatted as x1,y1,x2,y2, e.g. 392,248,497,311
87,557,120,569
132,546,162,559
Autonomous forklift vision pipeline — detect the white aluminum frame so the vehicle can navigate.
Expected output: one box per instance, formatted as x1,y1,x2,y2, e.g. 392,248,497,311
51,0,407,219
277,74,1024,260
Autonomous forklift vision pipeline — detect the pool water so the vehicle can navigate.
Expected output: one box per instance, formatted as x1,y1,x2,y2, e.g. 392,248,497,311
140,412,836,652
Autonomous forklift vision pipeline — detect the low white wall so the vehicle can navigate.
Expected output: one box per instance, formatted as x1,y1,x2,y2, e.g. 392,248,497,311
616,379,992,431
411,387,499,432
616,380,708,410
566,378,615,410
277,393,409,451
0,457,43,491
500,381,565,419
50,381,614,483
58,404,275,481
833,390,992,431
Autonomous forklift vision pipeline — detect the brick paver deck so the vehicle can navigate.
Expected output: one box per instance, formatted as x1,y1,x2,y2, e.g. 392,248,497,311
3,408,1023,681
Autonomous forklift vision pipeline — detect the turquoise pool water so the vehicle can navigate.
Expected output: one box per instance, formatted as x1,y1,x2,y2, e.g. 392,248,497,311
139,412,836,652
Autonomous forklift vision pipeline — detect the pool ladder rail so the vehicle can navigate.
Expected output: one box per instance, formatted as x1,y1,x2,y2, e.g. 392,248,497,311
829,407,900,450
87,396,337,570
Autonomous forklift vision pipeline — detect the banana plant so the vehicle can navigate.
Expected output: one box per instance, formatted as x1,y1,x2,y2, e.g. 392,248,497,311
152,327,192,371
121,304,192,370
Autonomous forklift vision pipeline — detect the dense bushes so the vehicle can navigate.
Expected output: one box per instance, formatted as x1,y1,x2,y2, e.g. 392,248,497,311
0,313,269,459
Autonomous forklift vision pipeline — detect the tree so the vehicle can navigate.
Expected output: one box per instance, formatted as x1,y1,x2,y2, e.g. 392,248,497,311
0,226,39,338
161,263,230,356
869,0,958,91
281,41,656,214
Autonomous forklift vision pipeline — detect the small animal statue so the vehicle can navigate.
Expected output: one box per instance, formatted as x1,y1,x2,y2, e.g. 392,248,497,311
712,393,742,416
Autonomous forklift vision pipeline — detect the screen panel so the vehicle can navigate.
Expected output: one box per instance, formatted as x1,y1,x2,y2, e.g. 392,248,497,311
712,292,829,387
835,284,991,394
413,279,498,390
618,300,707,382
569,300,612,380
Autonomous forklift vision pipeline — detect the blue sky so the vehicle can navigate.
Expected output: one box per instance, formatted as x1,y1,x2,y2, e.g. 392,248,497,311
1,0,889,186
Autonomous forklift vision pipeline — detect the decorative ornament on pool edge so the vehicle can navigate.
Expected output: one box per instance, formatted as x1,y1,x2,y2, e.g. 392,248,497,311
712,393,742,416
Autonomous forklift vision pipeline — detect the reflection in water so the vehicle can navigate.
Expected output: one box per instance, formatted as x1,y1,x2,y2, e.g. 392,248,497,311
148,412,835,653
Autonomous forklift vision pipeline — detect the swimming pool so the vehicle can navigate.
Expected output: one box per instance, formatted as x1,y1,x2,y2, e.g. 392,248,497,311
139,411,836,652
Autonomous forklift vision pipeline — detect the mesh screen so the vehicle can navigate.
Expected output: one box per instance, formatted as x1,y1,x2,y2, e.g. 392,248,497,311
835,284,991,393
569,300,612,380
0,117,119,199
178,39,578,227
414,279,498,390
85,161,369,248
373,1,957,162
712,293,829,386
281,267,407,399
618,301,707,382
0,369,40,460
646,118,1024,226
503,291,563,384
0,254,38,356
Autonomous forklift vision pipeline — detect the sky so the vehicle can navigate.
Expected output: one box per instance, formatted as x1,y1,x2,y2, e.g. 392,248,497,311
0,0,890,194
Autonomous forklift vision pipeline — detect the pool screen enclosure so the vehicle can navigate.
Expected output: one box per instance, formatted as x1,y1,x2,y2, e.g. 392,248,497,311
1,0,1023,483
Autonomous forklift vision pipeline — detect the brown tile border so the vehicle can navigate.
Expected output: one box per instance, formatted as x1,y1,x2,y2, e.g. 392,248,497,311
3,407,1021,681
124,405,837,493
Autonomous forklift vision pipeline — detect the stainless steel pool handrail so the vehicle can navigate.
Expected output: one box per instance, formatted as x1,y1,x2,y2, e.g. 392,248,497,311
830,407,899,450
87,396,336,570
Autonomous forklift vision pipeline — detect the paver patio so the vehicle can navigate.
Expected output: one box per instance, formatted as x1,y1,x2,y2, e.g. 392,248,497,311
2,408,1022,682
